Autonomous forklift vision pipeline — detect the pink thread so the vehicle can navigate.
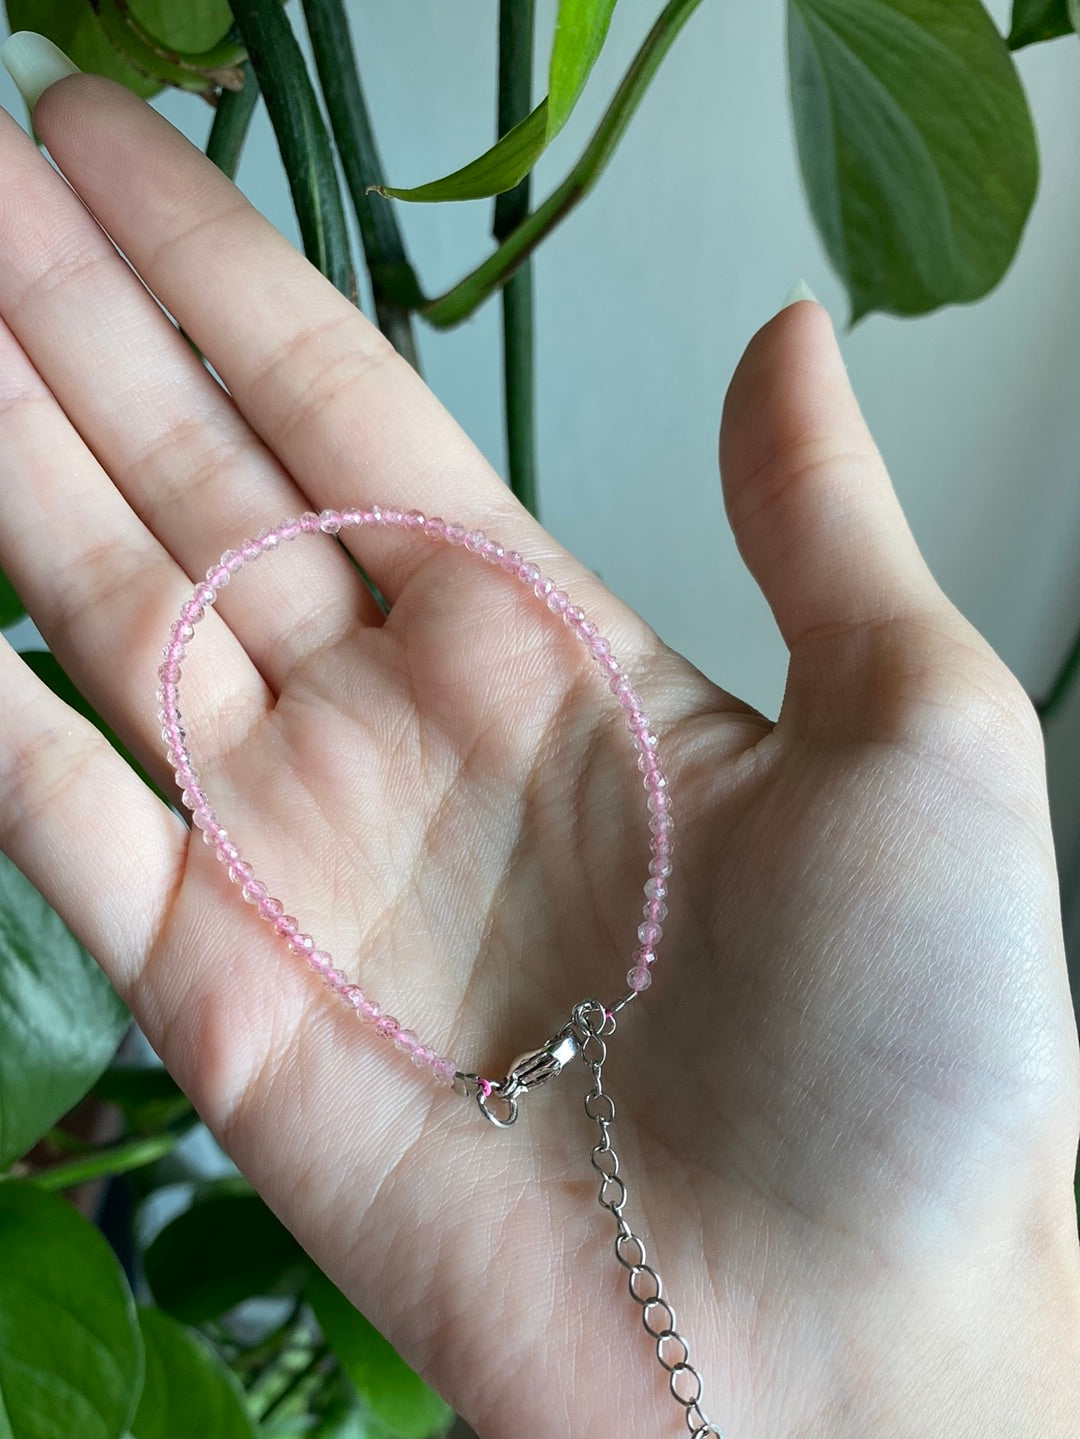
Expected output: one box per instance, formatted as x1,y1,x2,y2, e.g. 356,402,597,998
157,506,674,1090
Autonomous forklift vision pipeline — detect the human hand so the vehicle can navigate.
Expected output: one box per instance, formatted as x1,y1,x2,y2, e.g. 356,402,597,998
0,61,1077,1438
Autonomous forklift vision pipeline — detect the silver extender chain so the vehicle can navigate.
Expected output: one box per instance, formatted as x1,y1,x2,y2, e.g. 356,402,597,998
571,1000,725,1439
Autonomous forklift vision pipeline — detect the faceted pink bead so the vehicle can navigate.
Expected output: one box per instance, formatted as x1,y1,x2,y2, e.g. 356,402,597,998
319,509,342,533
221,549,243,573
588,635,611,659
275,914,299,938
342,984,365,1009
424,517,446,539
180,600,203,626
644,877,668,901
207,564,230,588
519,562,540,585
634,731,659,753
432,1057,458,1085
324,967,349,990
646,900,668,922
394,1028,419,1054
195,582,216,606
464,530,486,553
217,841,240,864
547,589,570,615
480,540,504,563
279,520,302,541
227,860,253,885
404,509,426,530
627,965,652,992
411,1045,434,1067
638,921,663,946
341,509,362,527
383,510,404,526
241,879,268,906
375,1015,400,1039
358,998,381,1021
501,550,524,573
257,528,281,551
533,576,554,600
649,857,673,879
647,790,670,814
445,523,466,545
241,539,262,561
564,605,585,628
289,933,315,955
308,949,333,973
300,512,320,532
259,896,285,921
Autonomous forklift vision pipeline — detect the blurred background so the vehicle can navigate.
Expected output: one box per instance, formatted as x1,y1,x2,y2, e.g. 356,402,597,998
2,0,1078,997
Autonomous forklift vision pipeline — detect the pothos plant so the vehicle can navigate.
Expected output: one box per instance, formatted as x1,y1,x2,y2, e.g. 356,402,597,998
0,1,1077,1436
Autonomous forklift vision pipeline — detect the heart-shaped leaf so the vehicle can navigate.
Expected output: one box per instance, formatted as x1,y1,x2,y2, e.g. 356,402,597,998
378,0,620,202
0,1181,142,1438
5,0,236,100
1007,0,1074,46
0,851,129,1169
143,1186,308,1324
787,0,1039,320
306,1269,452,1439
0,568,24,629
129,1308,256,1439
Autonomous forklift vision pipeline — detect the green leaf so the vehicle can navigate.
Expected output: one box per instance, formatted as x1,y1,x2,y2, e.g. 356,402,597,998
18,651,166,802
548,0,619,133
129,1308,255,1439
0,852,128,1170
1007,0,1074,46
787,0,1039,321
0,568,24,629
144,1187,308,1325
0,1181,142,1439
306,1269,452,1439
5,0,235,100
93,1065,193,1134
378,0,620,202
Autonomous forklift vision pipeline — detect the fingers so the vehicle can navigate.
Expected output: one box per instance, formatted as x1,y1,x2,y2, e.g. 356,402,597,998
0,312,268,776
0,103,382,690
0,636,184,991
720,301,943,650
27,77,632,632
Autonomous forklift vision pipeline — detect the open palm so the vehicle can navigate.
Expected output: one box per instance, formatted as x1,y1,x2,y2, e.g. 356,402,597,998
1,73,1078,1438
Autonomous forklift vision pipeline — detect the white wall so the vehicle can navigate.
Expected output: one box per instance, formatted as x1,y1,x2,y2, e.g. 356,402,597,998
2,2,1079,984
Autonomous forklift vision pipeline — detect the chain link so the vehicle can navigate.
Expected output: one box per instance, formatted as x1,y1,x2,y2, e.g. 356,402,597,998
570,1000,725,1439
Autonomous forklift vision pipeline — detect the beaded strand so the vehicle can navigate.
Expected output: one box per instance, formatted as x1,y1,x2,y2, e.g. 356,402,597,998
157,506,674,1089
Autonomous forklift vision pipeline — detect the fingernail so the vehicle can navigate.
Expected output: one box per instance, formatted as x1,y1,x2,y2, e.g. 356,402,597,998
1,32,81,110
781,278,821,308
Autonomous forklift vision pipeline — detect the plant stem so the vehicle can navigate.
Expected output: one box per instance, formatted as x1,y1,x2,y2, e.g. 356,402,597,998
23,1132,179,1192
301,0,424,369
206,59,259,180
256,1341,330,1423
1036,616,1080,724
228,0,357,302
495,0,539,515
421,0,704,328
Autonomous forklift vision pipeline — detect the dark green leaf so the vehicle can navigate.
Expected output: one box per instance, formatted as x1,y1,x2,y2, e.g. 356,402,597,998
0,1182,142,1438
1007,0,1073,46
5,0,234,100
306,1269,451,1439
130,1308,256,1439
787,0,1039,321
144,1187,308,1324
93,1065,193,1134
18,651,166,802
0,852,128,1169
0,568,24,629
378,0,619,202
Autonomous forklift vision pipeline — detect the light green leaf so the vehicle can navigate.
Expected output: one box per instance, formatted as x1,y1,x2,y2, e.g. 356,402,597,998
143,1186,308,1325
549,0,619,133
129,1308,255,1439
4,0,235,100
0,1182,142,1439
0,852,128,1169
306,1269,452,1439
378,0,620,202
0,569,23,629
1007,0,1074,46
787,0,1039,321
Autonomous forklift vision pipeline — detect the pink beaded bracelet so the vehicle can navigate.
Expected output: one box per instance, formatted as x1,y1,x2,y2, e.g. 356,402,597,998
158,505,720,1437
157,504,673,1096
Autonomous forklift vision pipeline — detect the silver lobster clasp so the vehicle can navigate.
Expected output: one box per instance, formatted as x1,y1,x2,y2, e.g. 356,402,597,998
455,1028,580,1128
